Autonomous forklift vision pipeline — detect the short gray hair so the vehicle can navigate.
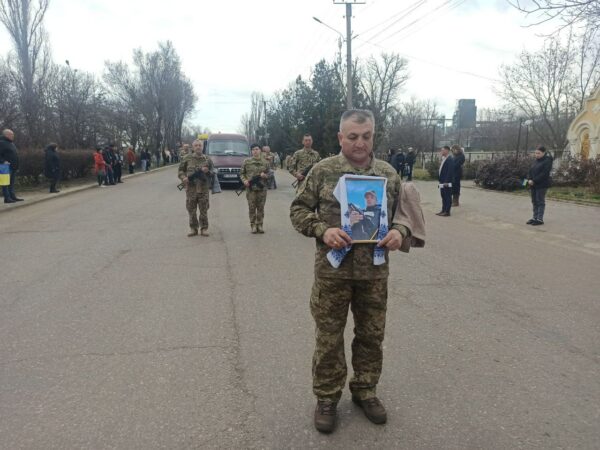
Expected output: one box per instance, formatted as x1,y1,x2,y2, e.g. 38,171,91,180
339,109,375,131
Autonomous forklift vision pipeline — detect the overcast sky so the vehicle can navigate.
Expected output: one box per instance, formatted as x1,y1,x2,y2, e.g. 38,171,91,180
0,0,556,132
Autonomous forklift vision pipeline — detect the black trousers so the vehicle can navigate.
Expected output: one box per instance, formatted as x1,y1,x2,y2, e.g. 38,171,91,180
530,187,547,221
452,177,462,196
440,186,452,213
49,176,59,192
114,164,122,182
128,164,134,174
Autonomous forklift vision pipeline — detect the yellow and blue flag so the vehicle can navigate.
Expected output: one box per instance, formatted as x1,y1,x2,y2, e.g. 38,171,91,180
0,164,10,186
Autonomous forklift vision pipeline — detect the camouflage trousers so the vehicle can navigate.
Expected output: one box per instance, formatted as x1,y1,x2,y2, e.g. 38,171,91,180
186,190,209,230
246,190,267,226
310,276,388,402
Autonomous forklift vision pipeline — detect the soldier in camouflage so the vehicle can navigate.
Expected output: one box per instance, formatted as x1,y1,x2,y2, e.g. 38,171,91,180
288,134,320,190
241,144,272,234
290,110,410,434
261,145,277,189
178,139,214,237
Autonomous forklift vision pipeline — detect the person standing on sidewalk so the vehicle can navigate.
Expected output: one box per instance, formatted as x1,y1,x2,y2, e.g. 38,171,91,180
526,145,553,226
0,129,24,203
113,146,124,183
126,147,136,174
404,148,416,181
93,147,107,186
44,143,61,193
451,145,465,207
437,146,454,217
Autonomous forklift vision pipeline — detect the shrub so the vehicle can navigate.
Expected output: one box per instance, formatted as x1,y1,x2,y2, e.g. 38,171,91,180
474,155,531,191
425,160,439,179
17,148,94,184
462,160,481,180
553,155,600,193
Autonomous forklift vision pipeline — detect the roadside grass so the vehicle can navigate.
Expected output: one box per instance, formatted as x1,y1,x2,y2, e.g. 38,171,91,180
412,168,432,181
546,186,600,205
478,184,600,205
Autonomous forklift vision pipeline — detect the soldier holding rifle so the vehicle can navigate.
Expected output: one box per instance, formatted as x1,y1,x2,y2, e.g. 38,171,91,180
240,144,272,234
288,134,320,190
178,139,214,237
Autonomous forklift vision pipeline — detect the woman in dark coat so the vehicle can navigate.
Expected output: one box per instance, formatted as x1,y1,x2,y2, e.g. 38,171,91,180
526,145,553,225
451,145,465,206
44,143,61,193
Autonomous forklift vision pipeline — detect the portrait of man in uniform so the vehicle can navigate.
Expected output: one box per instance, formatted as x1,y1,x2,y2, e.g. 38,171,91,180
346,179,384,242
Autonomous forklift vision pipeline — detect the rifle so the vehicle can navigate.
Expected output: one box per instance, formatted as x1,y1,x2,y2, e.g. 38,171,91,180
177,168,208,191
235,175,264,196
291,164,314,188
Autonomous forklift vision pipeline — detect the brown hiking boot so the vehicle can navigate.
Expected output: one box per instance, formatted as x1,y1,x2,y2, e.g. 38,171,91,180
314,400,337,433
256,224,264,234
187,228,198,237
200,228,209,237
352,396,387,424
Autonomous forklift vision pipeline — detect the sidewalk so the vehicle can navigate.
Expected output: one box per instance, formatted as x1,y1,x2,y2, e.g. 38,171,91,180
0,164,175,214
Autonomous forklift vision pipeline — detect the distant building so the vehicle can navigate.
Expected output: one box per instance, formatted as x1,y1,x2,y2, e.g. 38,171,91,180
453,99,477,129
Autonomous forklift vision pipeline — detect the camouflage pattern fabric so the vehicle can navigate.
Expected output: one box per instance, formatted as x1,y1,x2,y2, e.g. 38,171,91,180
178,153,214,194
310,277,387,401
240,156,270,191
288,148,321,189
290,153,402,280
178,153,213,230
246,190,267,226
186,191,209,230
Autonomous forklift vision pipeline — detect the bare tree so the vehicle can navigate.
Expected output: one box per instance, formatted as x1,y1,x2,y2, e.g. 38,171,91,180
357,53,409,149
498,35,577,149
239,92,265,143
388,98,440,153
0,0,51,144
103,41,196,151
0,57,19,127
510,0,600,28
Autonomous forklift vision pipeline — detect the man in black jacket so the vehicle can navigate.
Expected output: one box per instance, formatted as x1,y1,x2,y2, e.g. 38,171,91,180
0,129,24,203
526,145,553,226
437,146,454,216
44,143,61,193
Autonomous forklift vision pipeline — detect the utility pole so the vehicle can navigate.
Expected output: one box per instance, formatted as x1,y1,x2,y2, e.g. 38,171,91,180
263,99,268,145
334,1,365,109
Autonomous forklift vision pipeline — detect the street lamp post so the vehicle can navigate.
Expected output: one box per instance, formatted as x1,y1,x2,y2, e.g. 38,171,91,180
314,3,363,109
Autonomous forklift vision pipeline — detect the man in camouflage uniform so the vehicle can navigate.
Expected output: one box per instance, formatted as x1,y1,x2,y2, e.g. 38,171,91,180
261,145,277,189
178,139,214,237
241,144,272,234
288,134,320,190
290,110,410,434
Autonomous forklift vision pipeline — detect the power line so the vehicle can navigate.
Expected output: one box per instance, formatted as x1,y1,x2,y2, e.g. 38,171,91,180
355,0,427,39
383,0,467,44
373,0,461,46
354,35,501,83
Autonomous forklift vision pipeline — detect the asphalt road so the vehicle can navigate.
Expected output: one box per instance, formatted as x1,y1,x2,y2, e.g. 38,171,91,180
1,168,599,449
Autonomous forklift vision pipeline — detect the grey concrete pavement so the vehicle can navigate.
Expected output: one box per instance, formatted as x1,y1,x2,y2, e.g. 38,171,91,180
1,168,598,449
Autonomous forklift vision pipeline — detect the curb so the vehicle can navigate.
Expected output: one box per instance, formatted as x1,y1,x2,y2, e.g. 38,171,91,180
0,164,175,214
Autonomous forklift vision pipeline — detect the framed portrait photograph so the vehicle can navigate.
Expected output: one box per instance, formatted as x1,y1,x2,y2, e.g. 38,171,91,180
338,175,387,244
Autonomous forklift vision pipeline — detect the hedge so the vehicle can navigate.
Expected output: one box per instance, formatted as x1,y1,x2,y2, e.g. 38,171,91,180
16,148,95,184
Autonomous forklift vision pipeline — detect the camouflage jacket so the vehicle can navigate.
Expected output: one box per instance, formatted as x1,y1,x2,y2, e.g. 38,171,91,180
178,153,214,193
240,156,271,191
290,153,404,280
288,148,321,177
